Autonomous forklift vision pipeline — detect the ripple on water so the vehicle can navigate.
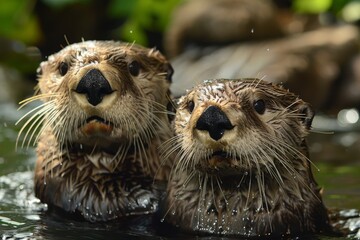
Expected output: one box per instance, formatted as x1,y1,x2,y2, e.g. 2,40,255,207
0,171,46,235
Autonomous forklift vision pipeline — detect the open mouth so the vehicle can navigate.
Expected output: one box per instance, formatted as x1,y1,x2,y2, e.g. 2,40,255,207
196,150,242,175
81,116,114,136
207,150,234,166
208,150,241,165
86,116,112,125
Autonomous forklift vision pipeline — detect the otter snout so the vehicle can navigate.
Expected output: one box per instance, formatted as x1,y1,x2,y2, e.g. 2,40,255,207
75,68,113,106
195,105,234,141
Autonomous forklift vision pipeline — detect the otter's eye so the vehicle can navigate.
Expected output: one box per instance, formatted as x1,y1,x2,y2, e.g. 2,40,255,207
128,60,140,76
59,62,69,76
254,99,265,114
186,100,195,113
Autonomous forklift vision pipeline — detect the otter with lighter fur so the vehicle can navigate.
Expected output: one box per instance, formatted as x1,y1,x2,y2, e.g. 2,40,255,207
18,41,174,221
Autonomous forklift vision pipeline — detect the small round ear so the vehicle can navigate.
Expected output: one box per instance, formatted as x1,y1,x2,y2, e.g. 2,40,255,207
146,48,174,82
298,102,315,129
166,90,176,122
165,63,174,82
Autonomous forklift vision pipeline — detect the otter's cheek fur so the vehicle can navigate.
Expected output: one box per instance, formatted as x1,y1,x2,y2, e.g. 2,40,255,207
162,78,332,237
18,41,174,222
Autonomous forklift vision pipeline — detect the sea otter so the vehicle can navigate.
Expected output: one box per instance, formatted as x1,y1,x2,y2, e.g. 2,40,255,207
162,79,332,237
17,40,174,222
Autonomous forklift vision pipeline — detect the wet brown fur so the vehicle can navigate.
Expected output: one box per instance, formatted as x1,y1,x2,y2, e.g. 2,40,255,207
18,41,174,221
162,79,332,237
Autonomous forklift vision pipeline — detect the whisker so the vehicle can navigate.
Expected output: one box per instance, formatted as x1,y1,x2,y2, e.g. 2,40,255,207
216,176,228,206
16,101,57,149
210,176,219,213
18,93,59,109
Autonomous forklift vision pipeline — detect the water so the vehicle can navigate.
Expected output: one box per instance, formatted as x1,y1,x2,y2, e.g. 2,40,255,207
1,101,360,239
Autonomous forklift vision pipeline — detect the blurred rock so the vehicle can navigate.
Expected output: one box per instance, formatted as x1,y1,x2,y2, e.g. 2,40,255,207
169,25,359,111
165,0,360,112
164,0,285,58
335,55,360,111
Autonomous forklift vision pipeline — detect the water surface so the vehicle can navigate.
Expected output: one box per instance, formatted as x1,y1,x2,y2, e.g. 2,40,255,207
1,101,360,239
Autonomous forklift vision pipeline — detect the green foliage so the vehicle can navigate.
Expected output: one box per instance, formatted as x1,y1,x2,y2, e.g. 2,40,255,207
293,0,359,16
0,0,41,44
41,0,90,9
120,21,148,46
108,0,138,17
330,0,351,13
108,0,181,46
0,0,181,47
293,0,332,13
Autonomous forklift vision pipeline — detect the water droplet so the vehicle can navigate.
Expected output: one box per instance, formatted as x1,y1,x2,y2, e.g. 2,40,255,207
266,48,270,52
251,28,254,34
130,30,133,34
160,218,164,222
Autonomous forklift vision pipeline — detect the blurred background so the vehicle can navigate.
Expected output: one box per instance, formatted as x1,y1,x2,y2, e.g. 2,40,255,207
1,0,360,112
1,0,360,239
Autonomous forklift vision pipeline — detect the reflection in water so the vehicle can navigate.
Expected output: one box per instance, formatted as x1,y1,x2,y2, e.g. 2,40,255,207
0,171,44,240
336,209,360,238
1,170,360,239
1,102,360,239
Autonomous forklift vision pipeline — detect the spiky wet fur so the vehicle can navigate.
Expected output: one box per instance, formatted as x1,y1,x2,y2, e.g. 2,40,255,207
17,41,174,221
162,79,332,237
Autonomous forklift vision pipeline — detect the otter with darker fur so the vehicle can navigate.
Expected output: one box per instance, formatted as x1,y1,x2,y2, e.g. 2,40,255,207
161,79,332,237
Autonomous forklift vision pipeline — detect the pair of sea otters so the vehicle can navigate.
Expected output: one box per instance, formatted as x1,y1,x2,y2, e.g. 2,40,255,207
19,41,334,237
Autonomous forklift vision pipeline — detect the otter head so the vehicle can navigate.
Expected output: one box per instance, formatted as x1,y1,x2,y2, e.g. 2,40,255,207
24,41,173,152
173,79,314,177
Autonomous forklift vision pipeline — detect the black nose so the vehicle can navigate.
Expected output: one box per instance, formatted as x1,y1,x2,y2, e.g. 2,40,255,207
75,69,113,106
195,105,234,141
